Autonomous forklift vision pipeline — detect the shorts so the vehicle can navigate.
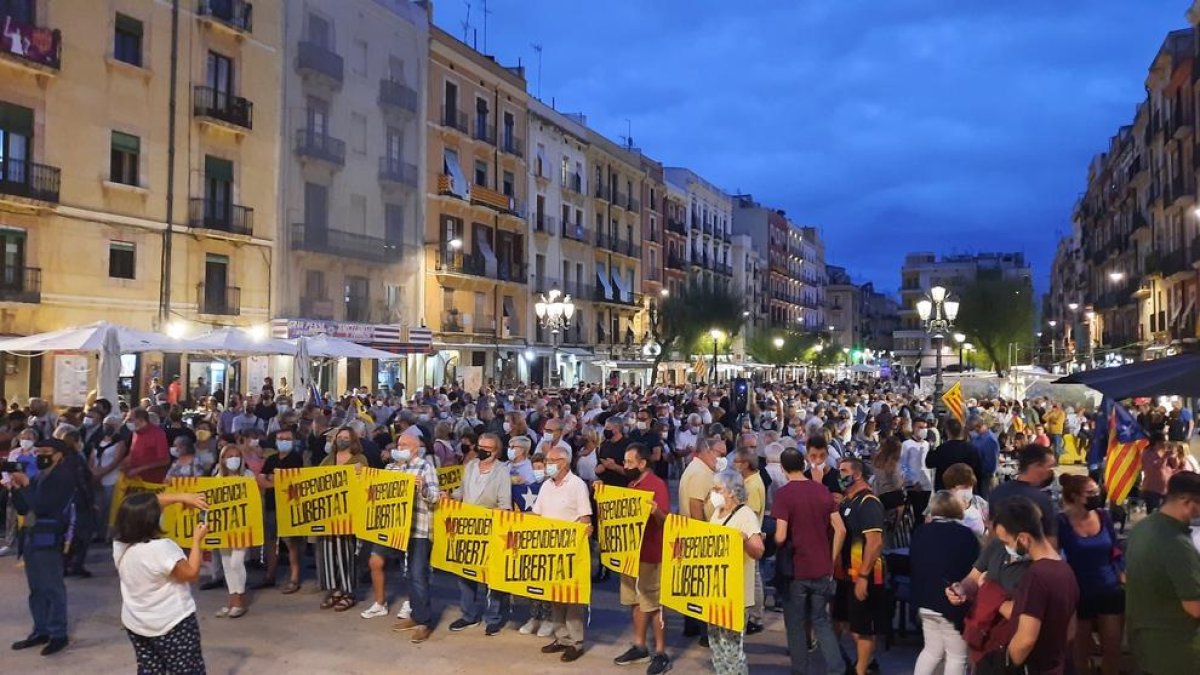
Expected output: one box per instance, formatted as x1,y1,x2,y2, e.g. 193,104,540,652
1077,587,1124,620
369,543,404,559
833,579,889,636
619,563,662,613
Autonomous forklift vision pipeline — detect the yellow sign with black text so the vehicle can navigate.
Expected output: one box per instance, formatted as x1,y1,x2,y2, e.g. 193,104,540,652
354,468,415,551
486,510,591,604
437,464,464,493
660,514,744,632
594,483,653,577
431,498,495,583
162,477,263,550
108,474,169,527
274,466,358,537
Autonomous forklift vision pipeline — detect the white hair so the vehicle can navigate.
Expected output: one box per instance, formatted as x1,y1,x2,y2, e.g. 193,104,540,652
765,442,784,464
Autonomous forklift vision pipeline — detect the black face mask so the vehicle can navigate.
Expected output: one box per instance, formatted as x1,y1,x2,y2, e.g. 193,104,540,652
1084,495,1104,511
476,449,491,461
603,429,614,440
35,454,54,470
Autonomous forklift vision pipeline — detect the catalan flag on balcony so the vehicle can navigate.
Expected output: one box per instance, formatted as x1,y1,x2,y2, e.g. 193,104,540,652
941,381,965,423
1097,397,1149,505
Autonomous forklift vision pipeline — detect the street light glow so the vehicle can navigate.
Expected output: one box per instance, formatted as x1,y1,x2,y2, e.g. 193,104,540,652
166,320,186,339
448,238,463,250
773,337,784,349
1048,320,1057,328
1109,271,1124,282
1067,302,1079,311
709,328,724,341
953,332,966,343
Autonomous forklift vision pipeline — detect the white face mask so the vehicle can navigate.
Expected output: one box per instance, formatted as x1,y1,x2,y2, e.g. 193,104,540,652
953,488,973,506
715,456,729,473
391,448,411,463
915,429,928,441
19,439,34,450
503,422,513,433
532,469,546,482
508,447,520,461
224,457,242,471
170,446,182,458
709,491,726,511
636,421,649,431
545,463,560,478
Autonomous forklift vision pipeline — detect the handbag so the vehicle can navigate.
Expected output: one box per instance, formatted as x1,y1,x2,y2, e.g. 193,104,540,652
975,648,1029,675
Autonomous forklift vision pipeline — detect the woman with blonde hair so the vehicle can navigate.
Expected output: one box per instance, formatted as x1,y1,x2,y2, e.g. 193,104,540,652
213,443,255,618
1174,441,1200,473
316,426,369,611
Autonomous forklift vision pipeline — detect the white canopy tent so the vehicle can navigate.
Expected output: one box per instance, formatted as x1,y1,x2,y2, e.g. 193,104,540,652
184,327,295,356
298,334,399,360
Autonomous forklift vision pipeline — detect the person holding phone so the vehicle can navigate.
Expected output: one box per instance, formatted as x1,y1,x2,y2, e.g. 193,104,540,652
113,490,209,674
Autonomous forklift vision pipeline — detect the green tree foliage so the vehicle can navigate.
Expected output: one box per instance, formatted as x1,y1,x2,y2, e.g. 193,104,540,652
952,276,1034,375
745,330,822,366
649,283,745,385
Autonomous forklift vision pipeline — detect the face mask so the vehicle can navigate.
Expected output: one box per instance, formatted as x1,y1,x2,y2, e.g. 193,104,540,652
636,421,649,431
196,430,212,442
324,441,333,453
1084,495,1104,511
248,439,260,448
1004,544,1021,559
1014,539,1029,558
838,474,855,490
170,446,182,458
277,440,293,453
224,457,242,471
603,429,615,440
418,414,431,422
508,447,521,461
714,457,729,473
336,438,352,450
36,454,54,470
391,448,411,463
19,439,34,451
532,469,546,482
476,449,492,461
914,429,927,441
545,463,560,478
83,417,97,428
701,412,713,424
709,491,726,510
503,422,512,433
126,422,137,432
953,488,973,505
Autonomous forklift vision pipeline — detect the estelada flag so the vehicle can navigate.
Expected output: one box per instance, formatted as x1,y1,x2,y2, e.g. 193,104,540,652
1103,401,1149,505
941,381,966,423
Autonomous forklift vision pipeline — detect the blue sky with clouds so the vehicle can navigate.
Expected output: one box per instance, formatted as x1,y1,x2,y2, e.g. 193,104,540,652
432,0,1187,295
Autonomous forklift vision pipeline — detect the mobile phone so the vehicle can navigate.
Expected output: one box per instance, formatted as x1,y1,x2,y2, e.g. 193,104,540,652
0,461,23,473
198,510,209,525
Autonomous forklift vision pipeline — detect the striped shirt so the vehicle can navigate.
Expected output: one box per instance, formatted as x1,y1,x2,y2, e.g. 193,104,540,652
385,456,440,540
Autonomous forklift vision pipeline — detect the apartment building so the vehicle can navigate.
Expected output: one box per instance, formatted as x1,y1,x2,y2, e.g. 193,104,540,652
0,0,280,399
666,167,733,295
798,225,827,331
1045,225,1088,362
861,283,899,353
274,0,429,391
826,265,861,349
662,180,689,297
730,233,767,338
424,23,529,386
731,195,803,329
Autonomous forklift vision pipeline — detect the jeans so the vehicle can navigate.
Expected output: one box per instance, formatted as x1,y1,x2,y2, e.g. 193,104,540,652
406,537,433,626
914,610,967,675
1050,434,1064,459
550,602,586,647
25,545,68,639
458,577,510,625
781,576,843,675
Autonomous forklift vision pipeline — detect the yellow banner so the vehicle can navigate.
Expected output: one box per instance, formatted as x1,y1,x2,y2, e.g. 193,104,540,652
274,466,359,537
354,468,415,551
942,380,965,423
431,498,496,583
437,464,464,493
660,513,745,632
108,474,169,527
486,510,591,604
594,483,654,577
162,477,263,550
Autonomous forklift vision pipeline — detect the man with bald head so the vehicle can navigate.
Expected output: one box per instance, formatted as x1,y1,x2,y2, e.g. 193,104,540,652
381,433,440,643
533,446,593,662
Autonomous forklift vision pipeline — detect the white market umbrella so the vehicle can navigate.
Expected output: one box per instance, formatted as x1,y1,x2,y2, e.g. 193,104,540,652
184,327,294,356
300,334,399,360
0,321,182,353
293,336,313,404
97,325,122,404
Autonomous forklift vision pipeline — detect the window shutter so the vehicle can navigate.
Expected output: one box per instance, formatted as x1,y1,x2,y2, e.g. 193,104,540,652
204,155,233,182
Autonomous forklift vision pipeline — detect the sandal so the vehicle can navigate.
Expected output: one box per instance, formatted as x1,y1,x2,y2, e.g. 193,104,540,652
281,580,302,595
333,596,357,612
320,593,340,610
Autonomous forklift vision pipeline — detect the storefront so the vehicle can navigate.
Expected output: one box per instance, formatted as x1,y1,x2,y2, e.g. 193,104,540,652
270,319,432,395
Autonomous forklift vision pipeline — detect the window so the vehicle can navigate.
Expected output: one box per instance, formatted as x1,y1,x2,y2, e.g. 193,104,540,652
108,242,135,279
304,270,326,300
349,194,366,232
502,170,514,197
306,97,329,135
385,127,402,161
503,111,514,148
203,254,230,312
110,131,140,186
475,97,489,138
385,203,404,248
114,14,143,66
351,113,366,153
206,50,233,99
352,39,367,77
443,81,458,121
203,156,233,226
306,13,332,48
345,276,369,321
388,56,406,83
0,102,32,188
474,160,487,187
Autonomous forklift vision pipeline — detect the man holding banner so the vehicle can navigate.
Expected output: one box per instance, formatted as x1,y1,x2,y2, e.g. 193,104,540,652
607,444,671,674
380,435,440,644
533,446,593,662
448,433,512,635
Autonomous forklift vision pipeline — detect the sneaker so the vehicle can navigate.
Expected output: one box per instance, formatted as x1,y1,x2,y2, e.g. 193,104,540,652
519,619,540,635
646,653,672,675
537,621,557,638
614,645,651,665
808,637,818,652
561,645,585,662
541,640,569,654
40,637,68,656
0,546,15,557
396,600,412,619
485,623,502,636
449,618,479,632
360,602,389,619
214,607,231,618
744,622,764,635
391,618,419,632
410,626,433,644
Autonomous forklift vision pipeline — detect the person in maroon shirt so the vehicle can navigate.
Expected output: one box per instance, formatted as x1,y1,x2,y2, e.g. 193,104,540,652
123,408,170,483
772,447,847,675
994,496,1079,675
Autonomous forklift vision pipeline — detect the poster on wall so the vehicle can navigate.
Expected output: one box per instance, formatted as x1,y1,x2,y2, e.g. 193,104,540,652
462,365,483,394
53,354,90,407
246,356,269,396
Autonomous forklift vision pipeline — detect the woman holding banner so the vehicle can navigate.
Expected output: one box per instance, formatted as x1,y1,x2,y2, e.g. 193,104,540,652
707,470,764,675
317,426,369,612
213,444,255,619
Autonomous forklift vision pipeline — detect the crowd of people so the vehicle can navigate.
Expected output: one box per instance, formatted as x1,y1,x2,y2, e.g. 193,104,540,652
1,375,1199,674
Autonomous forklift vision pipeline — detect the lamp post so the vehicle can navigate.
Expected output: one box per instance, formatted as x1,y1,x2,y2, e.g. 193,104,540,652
953,332,966,371
1048,319,1058,366
916,285,960,416
534,288,575,386
773,336,784,382
709,328,724,384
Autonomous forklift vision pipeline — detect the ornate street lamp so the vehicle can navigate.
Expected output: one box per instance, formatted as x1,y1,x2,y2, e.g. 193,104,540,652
534,289,575,386
709,328,725,384
916,285,960,416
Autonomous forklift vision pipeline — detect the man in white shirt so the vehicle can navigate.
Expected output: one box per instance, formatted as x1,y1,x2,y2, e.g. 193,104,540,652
534,418,572,461
533,447,592,662
674,414,704,458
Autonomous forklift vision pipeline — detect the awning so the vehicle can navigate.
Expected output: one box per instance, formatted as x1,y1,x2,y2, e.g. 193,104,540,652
559,347,593,357
596,266,613,299
1054,353,1200,398
611,267,630,302
443,149,470,198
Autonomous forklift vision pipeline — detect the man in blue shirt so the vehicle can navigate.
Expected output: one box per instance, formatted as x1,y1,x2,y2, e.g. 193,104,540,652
970,417,1001,498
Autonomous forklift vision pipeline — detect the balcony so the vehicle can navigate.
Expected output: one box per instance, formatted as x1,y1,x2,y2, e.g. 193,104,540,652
295,41,343,86
188,198,253,236
561,221,590,243
473,122,496,146
435,252,527,283
561,172,583,195
0,159,60,204
595,232,641,258
628,196,640,213
378,79,418,116
666,217,686,235
666,254,686,271
440,106,468,134
378,157,418,188
291,223,402,264
614,191,628,209
715,262,733,276
469,184,518,214
532,213,557,235
592,284,642,307
531,276,561,294
300,296,335,320
440,310,496,336
193,86,253,131
501,136,524,158
0,13,60,72
594,183,611,201
295,129,345,167
645,266,662,282
196,283,240,316
0,267,41,304
197,0,253,34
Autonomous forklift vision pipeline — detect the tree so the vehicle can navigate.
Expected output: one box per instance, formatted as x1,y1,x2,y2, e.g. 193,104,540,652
745,330,820,367
648,283,745,385
952,276,1034,376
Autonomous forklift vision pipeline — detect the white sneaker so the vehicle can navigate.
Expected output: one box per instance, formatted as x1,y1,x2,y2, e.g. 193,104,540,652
0,546,13,557
395,600,412,620
536,621,557,638
360,602,388,619
518,619,540,635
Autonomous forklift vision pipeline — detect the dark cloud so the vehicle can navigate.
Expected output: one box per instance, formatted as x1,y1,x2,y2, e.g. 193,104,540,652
436,0,1186,293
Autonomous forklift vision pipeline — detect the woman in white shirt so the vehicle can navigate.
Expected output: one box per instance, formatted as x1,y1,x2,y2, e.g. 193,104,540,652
114,490,208,675
90,415,127,538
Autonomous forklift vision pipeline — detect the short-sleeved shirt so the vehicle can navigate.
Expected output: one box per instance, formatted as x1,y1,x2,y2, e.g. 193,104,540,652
836,489,885,585
711,505,761,608
1126,512,1200,674
988,478,1058,539
596,437,632,487
628,471,670,564
533,471,593,523
261,449,304,511
744,472,766,521
114,539,196,637
1010,559,1079,675
678,457,715,520
771,478,837,580
973,538,1031,594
